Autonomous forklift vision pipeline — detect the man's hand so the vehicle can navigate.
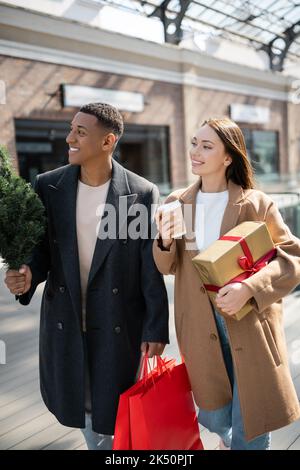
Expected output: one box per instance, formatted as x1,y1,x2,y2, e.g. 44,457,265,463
215,282,252,316
141,342,166,358
4,264,32,296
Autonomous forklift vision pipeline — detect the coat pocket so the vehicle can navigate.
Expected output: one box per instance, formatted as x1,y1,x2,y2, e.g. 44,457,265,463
261,319,282,367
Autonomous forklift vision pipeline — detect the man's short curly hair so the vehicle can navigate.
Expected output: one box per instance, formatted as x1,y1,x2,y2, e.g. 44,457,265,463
80,102,124,142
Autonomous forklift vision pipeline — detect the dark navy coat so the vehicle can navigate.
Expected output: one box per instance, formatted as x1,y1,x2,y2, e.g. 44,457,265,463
17,160,169,434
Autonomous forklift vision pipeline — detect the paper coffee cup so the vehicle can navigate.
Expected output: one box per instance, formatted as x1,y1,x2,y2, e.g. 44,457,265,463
158,200,186,238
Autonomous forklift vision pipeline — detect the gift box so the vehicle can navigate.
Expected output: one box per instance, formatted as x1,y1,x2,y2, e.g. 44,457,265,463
192,221,276,320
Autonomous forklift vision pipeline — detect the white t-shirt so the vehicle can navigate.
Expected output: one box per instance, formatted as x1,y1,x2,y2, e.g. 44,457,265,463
195,189,229,251
76,179,111,331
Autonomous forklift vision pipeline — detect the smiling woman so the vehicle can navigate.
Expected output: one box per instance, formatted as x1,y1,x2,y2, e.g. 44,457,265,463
153,116,300,449
190,126,232,191
190,118,254,193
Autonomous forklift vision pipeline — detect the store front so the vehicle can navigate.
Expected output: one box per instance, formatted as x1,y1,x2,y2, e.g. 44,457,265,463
116,124,170,192
230,103,280,179
241,128,279,177
15,119,170,189
15,119,69,186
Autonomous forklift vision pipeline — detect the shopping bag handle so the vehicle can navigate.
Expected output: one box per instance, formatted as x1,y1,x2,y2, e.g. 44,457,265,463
138,354,172,383
137,353,151,382
155,355,168,374
137,354,157,380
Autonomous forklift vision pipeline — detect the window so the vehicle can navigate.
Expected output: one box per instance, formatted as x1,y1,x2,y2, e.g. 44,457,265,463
15,119,69,186
241,129,279,176
115,124,170,189
15,120,171,189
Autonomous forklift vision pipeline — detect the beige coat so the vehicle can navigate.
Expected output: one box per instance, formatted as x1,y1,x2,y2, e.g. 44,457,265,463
153,178,300,441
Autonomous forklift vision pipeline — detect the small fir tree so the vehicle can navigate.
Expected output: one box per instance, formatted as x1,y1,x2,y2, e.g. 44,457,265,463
0,145,46,270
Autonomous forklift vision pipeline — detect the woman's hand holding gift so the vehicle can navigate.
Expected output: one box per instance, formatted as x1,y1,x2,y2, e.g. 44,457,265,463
215,282,253,316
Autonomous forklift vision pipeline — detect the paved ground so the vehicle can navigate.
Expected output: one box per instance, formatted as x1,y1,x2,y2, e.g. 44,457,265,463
0,262,300,450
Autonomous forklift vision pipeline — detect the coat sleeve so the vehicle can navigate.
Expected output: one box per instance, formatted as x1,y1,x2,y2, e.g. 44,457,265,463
242,199,300,313
140,184,169,344
16,174,51,306
152,238,177,275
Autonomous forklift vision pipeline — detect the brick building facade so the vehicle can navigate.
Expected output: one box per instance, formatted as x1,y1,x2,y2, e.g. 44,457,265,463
0,2,300,196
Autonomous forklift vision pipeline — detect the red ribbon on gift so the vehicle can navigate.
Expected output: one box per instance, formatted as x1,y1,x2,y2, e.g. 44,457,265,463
204,235,276,293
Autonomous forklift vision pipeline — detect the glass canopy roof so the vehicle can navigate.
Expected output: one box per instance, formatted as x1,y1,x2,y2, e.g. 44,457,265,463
94,0,300,70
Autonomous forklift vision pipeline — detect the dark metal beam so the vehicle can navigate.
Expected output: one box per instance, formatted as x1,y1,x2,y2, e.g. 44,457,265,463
107,0,300,68
149,0,193,44
262,19,300,71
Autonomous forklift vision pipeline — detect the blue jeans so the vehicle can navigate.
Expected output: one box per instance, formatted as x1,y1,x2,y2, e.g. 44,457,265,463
198,308,271,450
81,413,113,450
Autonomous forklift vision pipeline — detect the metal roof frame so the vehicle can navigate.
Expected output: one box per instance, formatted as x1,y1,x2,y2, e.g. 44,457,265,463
100,0,300,71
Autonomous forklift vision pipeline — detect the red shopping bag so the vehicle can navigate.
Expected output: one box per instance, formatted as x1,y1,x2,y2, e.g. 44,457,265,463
113,355,203,450
113,356,176,450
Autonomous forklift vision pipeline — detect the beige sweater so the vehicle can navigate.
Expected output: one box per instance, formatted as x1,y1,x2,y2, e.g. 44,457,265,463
76,179,110,331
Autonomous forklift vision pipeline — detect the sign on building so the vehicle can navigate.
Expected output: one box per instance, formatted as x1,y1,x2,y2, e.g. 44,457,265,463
230,103,270,124
61,84,144,112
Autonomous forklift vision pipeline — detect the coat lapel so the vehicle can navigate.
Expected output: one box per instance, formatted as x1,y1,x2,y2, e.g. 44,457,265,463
179,178,245,261
48,164,82,320
219,180,244,236
87,159,137,287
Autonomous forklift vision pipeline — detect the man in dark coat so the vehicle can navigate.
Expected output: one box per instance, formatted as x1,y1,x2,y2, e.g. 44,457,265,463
5,103,169,449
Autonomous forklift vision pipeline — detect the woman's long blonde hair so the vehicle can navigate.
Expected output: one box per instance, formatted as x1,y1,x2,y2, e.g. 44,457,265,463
202,117,255,189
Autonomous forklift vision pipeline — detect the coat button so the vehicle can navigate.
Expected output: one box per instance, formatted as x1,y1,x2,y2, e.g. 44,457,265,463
53,239,58,244
210,333,218,341
114,326,121,334
200,286,206,293
59,286,66,293
122,239,128,244
112,288,119,295
57,322,64,330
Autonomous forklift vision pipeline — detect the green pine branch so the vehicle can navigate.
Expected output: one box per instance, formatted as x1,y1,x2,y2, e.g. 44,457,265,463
0,145,46,270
